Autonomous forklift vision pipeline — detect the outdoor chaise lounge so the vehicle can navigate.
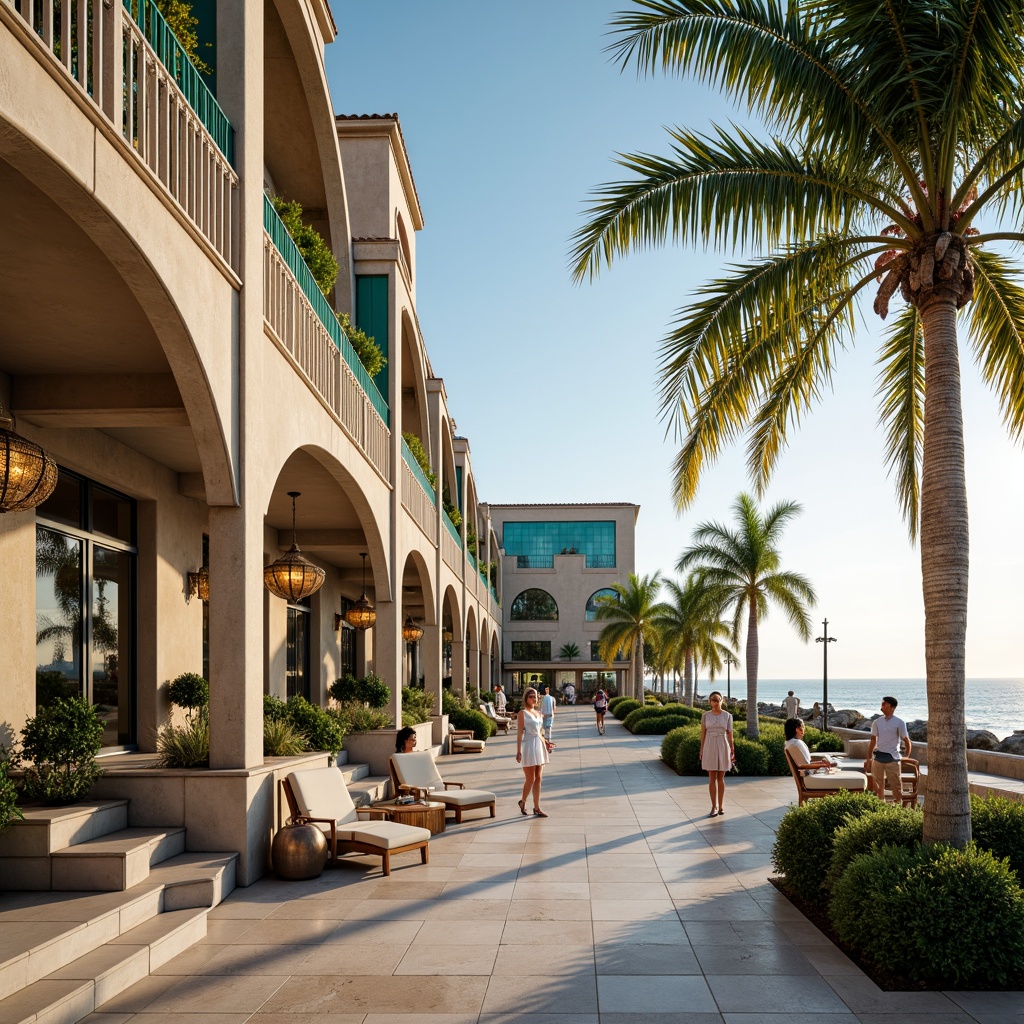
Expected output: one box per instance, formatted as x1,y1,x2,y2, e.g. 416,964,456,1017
282,767,430,876
479,702,512,733
389,750,496,823
448,723,486,753
784,748,868,805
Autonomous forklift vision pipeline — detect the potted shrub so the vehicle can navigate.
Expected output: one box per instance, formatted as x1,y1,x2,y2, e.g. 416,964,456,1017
20,696,104,804
157,672,210,768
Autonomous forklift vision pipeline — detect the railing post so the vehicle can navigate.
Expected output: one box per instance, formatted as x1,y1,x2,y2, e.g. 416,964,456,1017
101,0,124,124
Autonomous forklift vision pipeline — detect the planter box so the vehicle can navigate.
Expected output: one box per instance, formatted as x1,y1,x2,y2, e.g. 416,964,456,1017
343,721,433,777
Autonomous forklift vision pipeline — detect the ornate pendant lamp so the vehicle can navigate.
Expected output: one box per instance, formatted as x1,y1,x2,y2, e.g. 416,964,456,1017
186,566,210,603
402,616,424,643
263,491,325,601
0,405,58,514
343,552,376,630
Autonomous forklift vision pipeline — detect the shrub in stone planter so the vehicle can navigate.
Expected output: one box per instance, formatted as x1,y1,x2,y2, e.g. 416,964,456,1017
449,706,494,740
401,687,434,726
263,694,287,721
263,717,308,757
359,674,390,709
156,711,210,768
771,791,880,900
167,672,209,721
830,842,1024,988
329,675,361,704
826,803,923,890
286,697,346,755
971,795,1024,880
21,697,104,803
0,745,24,832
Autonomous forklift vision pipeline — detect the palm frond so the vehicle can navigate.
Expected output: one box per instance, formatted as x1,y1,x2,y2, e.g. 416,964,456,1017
967,249,1024,441
876,304,925,539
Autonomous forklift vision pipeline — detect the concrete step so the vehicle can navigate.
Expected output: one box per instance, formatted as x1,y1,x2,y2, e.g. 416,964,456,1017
348,775,391,805
147,852,237,910
50,828,186,892
336,762,369,785
0,907,207,1024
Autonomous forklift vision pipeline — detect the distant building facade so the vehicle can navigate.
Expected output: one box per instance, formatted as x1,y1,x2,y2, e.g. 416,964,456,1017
485,503,639,697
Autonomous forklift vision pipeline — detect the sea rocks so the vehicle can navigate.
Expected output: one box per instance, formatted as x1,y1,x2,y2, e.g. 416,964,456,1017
997,731,1024,755
966,729,1000,751
826,709,865,729
905,719,928,742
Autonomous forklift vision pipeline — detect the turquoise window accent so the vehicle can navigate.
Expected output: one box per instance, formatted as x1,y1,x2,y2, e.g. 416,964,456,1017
585,588,618,621
502,521,616,569
264,196,389,423
124,0,234,164
455,466,463,509
191,0,217,95
510,590,558,621
401,437,436,502
356,276,389,400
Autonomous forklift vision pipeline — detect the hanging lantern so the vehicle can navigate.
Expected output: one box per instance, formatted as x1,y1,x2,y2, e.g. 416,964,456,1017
0,411,58,513
187,566,210,603
402,615,424,643
344,552,376,630
263,491,325,601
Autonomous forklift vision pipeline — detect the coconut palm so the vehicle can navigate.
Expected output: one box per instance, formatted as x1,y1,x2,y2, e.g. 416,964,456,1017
570,1,1024,843
654,577,735,707
595,572,664,699
558,642,581,661
676,495,815,737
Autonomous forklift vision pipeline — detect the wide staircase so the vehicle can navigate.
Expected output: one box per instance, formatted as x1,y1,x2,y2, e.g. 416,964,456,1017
0,759,388,1024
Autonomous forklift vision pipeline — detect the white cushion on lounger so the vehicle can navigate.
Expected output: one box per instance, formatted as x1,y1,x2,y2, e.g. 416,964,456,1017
803,771,868,790
339,820,430,848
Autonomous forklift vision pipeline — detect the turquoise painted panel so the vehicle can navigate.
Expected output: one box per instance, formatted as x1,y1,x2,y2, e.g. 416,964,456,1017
356,276,389,401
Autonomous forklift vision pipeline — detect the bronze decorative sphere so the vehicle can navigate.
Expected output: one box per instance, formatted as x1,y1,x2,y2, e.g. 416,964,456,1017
272,823,328,879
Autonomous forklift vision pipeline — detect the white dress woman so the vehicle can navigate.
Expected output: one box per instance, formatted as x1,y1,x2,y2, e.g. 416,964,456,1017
516,687,550,817
699,691,735,817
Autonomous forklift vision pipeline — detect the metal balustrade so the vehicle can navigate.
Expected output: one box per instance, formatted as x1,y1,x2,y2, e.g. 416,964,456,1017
264,234,391,482
4,0,238,269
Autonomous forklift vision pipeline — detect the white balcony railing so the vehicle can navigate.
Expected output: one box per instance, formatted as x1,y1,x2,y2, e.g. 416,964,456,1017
441,523,461,575
264,236,391,481
4,0,238,270
401,460,437,544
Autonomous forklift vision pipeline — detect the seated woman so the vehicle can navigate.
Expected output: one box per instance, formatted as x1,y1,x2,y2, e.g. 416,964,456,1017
395,726,417,754
784,718,867,791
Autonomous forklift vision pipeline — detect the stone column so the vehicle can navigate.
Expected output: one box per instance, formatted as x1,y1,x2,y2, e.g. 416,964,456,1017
450,639,466,698
374,598,403,725
421,625,442,711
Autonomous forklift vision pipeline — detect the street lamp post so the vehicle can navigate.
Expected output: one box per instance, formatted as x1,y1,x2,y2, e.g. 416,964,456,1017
815,619,837,732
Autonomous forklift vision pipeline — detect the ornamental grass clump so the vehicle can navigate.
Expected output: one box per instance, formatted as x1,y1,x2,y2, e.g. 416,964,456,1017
157,672,211,768
21,696,104,803
263,717,308,757
826,803,923,891
772,791,880,901
829,843,1024,989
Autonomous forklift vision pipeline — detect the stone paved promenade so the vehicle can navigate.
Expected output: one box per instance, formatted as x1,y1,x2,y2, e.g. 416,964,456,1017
86,707,1022,1024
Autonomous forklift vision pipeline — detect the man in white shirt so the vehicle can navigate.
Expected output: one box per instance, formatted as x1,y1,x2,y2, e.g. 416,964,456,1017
493,684,506,715
782,691,800,719
864,695,912,799
540,686,556,742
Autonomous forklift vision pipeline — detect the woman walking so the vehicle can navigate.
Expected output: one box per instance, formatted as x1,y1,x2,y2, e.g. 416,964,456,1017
699,691,735,817
516,687,551,817
593,688,609,734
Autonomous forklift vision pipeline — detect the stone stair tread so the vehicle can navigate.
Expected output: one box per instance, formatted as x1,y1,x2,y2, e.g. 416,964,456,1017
349,775,390,805
146,853,237,886
50,828,184,858
104,907,207,949
0,977,92,1024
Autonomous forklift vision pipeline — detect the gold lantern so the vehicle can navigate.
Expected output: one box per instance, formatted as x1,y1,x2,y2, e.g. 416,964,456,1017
402,616,424,643
263,491,325,601
343,552,376,630
0,407,58,514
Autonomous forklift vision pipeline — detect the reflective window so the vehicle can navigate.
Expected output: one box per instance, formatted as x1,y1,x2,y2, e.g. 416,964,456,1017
35,471,136,746
510,589,558,621
287,597,311,700
591,640,627,662
511,641,551,661
502,521,616,569
585,588,618,621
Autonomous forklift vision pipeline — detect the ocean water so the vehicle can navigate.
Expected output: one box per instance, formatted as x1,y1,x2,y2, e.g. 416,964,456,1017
677,678,1024,741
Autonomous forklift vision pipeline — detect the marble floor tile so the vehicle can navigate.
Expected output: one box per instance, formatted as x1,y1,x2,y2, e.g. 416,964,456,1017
597,974,718,1013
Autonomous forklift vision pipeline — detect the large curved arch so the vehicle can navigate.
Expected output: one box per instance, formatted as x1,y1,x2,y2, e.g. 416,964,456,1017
511,589,559,621
401,547,436,627
400,308,430,447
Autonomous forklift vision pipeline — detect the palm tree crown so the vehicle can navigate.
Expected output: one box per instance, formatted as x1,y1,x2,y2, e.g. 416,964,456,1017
595,572,664,699
653,576,734,706
677,494,815,737
570,0,1024,843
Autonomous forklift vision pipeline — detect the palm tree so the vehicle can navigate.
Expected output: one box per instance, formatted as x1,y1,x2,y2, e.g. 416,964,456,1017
654,577,735,707
558,642,581,661
570,1,1024,844
676,495,815,737
595,572,664,699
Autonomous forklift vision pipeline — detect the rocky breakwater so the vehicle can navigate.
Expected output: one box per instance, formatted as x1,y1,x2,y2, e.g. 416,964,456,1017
752,700,1024,753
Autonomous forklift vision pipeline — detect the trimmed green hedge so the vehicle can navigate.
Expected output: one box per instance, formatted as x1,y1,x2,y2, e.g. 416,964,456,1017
632,714,698,735
607,696,631,715
971,795,1024,880
612,699,642,720
660,726,695,769
830,842,1024,988
826,803,923,891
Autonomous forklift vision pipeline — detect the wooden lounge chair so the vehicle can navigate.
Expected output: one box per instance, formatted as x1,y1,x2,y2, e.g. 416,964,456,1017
448,723,485,753
282,767,430,876
389,751,496,823
479,702,512,733
784,748,868,806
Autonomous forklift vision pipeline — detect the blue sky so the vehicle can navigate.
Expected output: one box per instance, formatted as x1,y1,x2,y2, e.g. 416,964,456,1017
327,1,1024,681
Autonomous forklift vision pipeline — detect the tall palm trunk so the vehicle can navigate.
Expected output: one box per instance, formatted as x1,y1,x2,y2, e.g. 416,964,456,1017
684,650,695,706
919,291,971,847
745,597,760,738
635,632,645,700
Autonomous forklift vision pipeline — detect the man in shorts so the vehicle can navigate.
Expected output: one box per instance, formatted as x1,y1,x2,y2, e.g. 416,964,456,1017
493,684,507,716
540,686,556,743
864,695,912,799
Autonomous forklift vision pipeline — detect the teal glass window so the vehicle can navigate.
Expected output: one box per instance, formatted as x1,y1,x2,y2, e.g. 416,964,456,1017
502,521,615,569
585,588,617,621
510,589,558,621
511,641,551,661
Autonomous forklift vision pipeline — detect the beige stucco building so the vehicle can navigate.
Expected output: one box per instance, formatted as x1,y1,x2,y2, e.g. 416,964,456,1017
486,503,639,697
0,0,500,883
